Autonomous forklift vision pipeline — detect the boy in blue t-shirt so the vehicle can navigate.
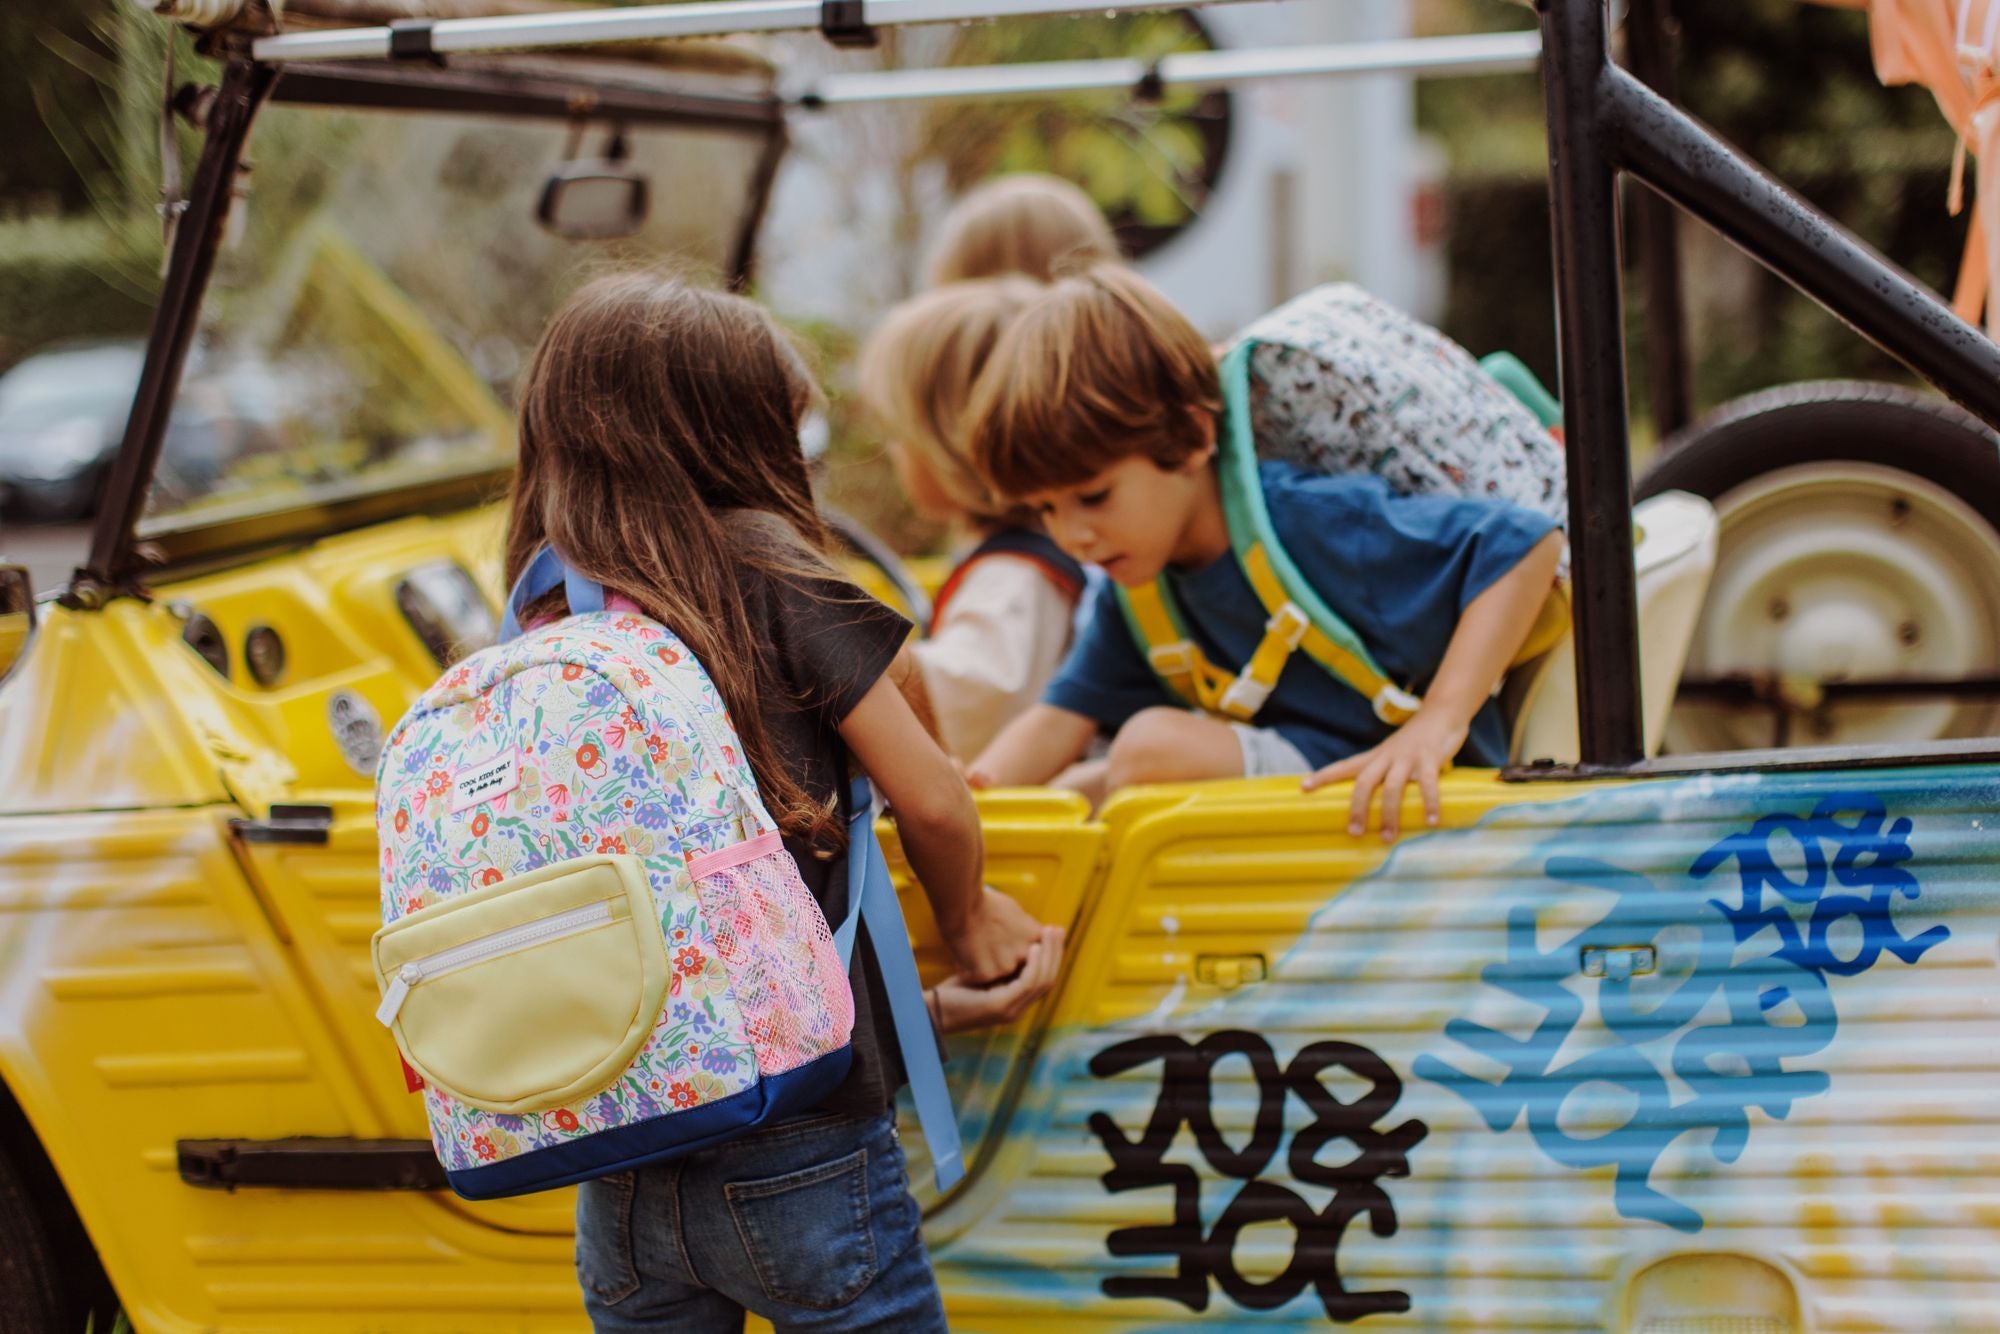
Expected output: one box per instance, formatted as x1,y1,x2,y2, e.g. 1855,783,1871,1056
962,265,1565,839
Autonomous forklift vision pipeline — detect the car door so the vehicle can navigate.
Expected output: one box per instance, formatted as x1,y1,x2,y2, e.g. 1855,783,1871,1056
914,767,1997,1331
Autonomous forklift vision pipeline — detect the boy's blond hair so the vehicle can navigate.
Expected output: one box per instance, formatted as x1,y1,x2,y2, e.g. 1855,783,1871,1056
924,174,1120,286
859,276,1044,524
968,263,1221,500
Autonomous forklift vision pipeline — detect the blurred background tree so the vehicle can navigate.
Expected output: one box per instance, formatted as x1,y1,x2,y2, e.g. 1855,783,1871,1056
0,0,1975,487
916,10,1229,258
1417,0,1963,445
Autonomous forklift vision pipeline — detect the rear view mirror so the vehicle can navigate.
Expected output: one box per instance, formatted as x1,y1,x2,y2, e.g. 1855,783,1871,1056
0,564,36,679
537,161,650,240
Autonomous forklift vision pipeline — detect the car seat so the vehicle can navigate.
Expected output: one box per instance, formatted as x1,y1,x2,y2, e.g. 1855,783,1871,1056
1506,490,1719,764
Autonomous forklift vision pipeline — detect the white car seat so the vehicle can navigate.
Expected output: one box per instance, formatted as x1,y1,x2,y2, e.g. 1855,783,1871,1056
1507,491,1719,764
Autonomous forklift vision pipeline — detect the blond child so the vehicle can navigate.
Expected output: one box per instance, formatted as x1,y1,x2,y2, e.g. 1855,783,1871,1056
859,278,1087,760
965,266,1566,838
924,172,1120,286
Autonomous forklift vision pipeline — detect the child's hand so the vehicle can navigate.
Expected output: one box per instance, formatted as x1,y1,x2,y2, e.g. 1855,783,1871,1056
1302,711,1467,841
931,926,1065,1033
938,884,1042,983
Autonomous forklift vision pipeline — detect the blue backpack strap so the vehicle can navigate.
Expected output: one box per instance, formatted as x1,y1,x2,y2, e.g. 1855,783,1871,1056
498,545,607,642
831,776,966,1193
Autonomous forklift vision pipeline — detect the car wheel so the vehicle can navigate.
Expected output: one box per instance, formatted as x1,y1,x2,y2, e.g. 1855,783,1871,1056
0,1142,69,1333
1637,380,2000,753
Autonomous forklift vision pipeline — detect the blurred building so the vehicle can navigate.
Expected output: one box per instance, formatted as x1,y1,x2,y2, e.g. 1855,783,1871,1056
759,0,1445,339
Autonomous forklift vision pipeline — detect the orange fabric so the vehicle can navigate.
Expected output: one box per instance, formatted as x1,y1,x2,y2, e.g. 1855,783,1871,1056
1868,0,2000,332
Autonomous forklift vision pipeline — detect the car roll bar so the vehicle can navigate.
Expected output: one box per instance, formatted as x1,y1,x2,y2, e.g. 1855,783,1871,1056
242,0,1265,64
73,57,277,611
1539,0,2000,769
786,31,1542,106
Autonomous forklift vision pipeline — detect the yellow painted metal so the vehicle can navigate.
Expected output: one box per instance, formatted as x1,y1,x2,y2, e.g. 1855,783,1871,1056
2,497,1993,1332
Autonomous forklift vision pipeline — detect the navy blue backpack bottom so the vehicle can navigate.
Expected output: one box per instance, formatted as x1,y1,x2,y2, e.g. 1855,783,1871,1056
445,1045,856,1200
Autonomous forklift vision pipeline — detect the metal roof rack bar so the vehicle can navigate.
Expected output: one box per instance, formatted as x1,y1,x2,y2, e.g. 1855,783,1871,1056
249,0,1263,64
791,31,1541,106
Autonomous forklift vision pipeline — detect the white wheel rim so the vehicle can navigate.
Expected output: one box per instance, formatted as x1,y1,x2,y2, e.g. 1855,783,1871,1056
1666,460,2000,753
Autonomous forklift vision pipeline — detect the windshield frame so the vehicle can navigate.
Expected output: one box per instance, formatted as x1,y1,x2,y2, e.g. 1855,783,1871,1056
75,40,783,600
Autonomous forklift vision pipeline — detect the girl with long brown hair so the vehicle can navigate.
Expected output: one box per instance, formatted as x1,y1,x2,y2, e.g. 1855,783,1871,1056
507,272,1045,1332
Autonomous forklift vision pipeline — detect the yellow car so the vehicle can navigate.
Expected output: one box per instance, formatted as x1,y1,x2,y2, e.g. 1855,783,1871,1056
3,3,1998,1332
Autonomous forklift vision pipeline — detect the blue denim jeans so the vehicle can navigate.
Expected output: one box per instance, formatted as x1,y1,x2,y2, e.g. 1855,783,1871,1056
574,1110,948,1333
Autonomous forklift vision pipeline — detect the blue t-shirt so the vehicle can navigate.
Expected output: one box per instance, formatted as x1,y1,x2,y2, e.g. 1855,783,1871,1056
1043,460,1558,768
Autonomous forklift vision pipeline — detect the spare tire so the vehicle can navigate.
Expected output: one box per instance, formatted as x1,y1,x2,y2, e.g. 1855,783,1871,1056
1637,380,2000,753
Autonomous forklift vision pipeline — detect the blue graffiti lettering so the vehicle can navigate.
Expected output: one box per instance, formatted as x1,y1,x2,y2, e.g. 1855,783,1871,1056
1416,793,1947,1233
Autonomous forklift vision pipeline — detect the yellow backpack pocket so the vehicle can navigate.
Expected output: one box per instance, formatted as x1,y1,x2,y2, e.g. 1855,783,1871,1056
371,854,668,1115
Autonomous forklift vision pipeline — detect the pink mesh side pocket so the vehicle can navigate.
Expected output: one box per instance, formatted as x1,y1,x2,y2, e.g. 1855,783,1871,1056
687,832,854,1077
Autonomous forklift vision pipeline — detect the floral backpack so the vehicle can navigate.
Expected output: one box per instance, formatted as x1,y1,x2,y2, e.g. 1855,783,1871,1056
372,548,963,1200
1115,284,1571,728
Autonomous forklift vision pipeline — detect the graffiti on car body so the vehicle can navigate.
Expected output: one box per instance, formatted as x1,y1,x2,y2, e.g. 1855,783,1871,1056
1089,1029,1428,1322
1418,792,1950,1233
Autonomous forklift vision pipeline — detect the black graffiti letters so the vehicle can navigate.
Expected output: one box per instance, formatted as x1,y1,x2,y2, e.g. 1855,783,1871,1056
1088,1030,1428,1322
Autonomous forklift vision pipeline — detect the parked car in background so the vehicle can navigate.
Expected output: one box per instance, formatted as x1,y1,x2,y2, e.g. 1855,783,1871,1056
0,339,302,523
0,340,146,521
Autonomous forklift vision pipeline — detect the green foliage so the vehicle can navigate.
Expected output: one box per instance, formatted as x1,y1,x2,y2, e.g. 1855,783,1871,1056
0,214,160,370
6,1,212,219
1420,0,1965,428
919,13,1226,252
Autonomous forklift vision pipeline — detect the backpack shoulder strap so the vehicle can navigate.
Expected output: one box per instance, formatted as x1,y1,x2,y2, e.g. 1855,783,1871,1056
499,545,606,641
832,776,964,1193
1217,340,1422,724
1113,578,1198,710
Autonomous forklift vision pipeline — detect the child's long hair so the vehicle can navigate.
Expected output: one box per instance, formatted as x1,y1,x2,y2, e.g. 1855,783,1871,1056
504,273,843,848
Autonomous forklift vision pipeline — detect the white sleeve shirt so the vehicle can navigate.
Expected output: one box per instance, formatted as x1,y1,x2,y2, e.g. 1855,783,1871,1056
911,554,1077,761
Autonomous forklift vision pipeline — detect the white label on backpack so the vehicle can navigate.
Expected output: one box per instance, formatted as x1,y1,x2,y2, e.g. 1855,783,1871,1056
451,752,518,813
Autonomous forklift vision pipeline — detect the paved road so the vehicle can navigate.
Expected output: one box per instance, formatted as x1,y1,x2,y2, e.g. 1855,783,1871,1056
0,523,90,600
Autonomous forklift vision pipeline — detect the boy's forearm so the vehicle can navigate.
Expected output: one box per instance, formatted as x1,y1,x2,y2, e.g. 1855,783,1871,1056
970,704,1096,787
1422,531,1566,732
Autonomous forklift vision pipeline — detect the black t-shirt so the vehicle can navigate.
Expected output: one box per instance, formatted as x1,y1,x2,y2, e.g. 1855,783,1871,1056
721,510,917,1117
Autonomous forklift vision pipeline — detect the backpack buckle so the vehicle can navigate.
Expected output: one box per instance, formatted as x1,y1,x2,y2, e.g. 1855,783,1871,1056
1372,684,1422,724
1219,673,1272,720
1148,641,1198,677
1266,602,1310,650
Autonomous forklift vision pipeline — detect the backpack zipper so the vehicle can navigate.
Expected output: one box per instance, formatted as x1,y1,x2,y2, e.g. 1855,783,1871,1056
376,899,615,1027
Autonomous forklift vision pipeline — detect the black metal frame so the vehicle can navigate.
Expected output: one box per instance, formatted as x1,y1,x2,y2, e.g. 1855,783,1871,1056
1538,0,2000,768
74,47,785,599
72,57,276,609
271,58,783,133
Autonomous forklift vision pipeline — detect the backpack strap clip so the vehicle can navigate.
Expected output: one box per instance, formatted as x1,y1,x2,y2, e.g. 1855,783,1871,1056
1265,601,1311,651
1146,640,1199,678
1371,683,1423,725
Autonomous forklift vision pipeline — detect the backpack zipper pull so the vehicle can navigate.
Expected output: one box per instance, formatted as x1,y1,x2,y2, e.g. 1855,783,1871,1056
375,963,421,1027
